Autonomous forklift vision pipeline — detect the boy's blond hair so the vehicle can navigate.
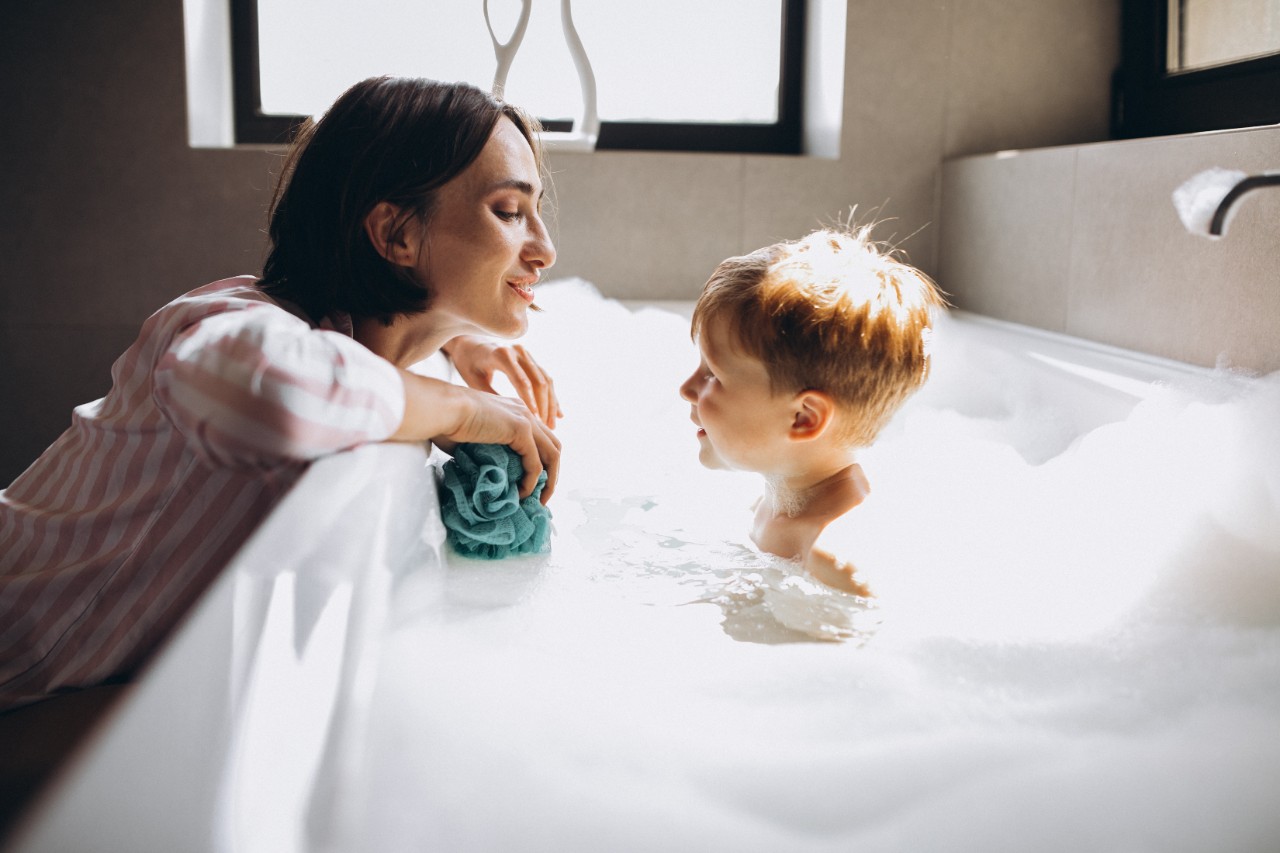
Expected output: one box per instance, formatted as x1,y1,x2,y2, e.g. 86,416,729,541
691,226,945,447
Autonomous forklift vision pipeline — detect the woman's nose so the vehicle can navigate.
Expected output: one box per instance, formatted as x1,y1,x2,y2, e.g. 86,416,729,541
525,217,556,270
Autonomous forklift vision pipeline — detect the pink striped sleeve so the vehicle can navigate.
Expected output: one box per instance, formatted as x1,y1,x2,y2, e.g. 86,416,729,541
152,304,405,468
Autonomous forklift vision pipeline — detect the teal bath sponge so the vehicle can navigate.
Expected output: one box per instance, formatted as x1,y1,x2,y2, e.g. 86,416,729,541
438,443,552,559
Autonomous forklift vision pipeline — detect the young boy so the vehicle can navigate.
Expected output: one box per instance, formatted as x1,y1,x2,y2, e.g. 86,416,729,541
678,226,944,595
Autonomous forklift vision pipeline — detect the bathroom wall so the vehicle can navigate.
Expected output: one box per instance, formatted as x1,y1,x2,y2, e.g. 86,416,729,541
547,0,1120,299
939,125,1280,372
0,0,1119,484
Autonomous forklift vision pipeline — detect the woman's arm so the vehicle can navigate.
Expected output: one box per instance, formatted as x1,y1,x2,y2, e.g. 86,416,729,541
154,305,404,468
394,370,560,503
153,302,559,502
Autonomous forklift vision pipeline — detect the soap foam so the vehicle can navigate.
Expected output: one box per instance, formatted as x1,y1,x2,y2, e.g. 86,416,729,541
1172,167,1246,238
355,281,1280,852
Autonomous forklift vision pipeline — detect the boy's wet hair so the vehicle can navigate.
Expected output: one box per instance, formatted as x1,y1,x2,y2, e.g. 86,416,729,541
691,226,946,446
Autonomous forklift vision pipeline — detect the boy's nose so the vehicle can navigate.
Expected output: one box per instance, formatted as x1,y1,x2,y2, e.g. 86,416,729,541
678,373,697,402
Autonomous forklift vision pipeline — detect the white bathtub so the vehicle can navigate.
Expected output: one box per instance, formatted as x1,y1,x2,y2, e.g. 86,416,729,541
12,284,1280,852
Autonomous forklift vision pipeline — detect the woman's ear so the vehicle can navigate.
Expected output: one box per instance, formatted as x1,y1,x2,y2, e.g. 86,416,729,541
363,202,419,267
789,391,836,441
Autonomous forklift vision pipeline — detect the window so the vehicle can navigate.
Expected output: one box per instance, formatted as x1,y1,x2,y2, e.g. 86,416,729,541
1113,0,1280,138
231,0,805,153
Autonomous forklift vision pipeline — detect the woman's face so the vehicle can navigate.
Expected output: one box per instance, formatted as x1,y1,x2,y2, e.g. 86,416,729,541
414,116,556,338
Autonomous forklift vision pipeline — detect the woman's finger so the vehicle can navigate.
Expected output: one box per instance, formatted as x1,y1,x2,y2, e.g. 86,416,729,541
512,345,559,428
508,427,545,501
543,375,560,429
535,421,560,503
495,348,541,420
453,339,561,429
516,350,552,427
511,352,557,428
511,417,559,503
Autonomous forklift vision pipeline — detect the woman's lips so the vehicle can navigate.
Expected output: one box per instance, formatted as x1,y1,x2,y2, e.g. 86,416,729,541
508,281,536,303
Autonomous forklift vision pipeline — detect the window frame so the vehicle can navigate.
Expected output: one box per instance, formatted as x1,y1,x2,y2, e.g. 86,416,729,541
1113,0,1280,139
229,0,806,153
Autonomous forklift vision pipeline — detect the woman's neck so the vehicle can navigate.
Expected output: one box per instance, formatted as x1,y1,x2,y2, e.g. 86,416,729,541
353,314,455,368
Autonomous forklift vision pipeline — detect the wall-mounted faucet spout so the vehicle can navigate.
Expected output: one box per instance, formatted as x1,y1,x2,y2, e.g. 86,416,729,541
1208,171,1280,236
1174,168,1280,239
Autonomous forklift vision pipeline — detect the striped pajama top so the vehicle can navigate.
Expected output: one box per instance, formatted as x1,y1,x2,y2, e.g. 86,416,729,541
0,276,405,710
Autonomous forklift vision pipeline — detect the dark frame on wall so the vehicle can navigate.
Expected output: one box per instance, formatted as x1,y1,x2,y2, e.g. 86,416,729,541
1113,0,1280,139
230,0,806,153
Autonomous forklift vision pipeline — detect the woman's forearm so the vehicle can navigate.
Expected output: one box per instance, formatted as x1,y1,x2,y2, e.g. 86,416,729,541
390,371,470,442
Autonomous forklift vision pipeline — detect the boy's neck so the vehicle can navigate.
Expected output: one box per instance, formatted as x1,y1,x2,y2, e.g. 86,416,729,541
751,460,870,561
763,460,865,519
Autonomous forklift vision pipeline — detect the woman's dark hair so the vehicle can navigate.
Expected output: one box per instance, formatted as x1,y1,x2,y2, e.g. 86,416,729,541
258,76,542,324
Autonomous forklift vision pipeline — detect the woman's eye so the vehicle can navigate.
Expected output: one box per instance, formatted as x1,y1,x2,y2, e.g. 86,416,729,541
495,209,523,222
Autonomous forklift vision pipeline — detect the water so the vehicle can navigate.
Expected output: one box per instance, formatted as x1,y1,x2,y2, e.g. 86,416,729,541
545,489,881,643
351,279,1280,852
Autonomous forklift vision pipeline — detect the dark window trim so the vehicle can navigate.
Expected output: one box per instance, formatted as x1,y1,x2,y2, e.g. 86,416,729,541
229,0,301,145
230,0,805,153
1113,0,1280,139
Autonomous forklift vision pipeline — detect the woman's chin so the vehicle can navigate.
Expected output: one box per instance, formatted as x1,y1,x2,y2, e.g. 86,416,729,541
478,310,528,340
501,312,529,338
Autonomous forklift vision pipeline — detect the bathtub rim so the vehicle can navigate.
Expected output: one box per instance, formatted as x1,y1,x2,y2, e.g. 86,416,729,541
942,310,1218,381
625,300,1221,386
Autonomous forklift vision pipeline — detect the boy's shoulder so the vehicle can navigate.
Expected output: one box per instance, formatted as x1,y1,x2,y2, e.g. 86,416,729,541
806,508,876,596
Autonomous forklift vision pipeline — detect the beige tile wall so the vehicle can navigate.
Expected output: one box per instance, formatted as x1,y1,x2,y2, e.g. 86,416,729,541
947,0,1120,156
938,148,1077,328
1,0,1122,482
940,124,1280,372
546,0,1120,298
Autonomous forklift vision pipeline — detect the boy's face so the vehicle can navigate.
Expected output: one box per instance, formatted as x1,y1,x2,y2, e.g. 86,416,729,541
679,316,796,473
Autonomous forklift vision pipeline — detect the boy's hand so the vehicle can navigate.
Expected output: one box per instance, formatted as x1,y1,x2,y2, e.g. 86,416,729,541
444,336,563,429
806,547,873,597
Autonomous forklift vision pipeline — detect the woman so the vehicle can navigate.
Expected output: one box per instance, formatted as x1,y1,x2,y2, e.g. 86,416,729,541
0,77,562,711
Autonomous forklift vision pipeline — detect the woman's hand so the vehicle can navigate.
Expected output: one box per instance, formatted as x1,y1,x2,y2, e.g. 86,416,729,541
392,372,560,503
443,336,563,428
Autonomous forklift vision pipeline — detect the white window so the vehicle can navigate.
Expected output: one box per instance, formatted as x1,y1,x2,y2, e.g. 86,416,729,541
1115,0,1280,137
234,0,805,152
1166,0,1280,72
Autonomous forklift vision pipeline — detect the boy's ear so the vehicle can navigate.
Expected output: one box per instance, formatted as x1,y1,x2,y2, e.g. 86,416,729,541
363,202,419,267
789,391,836,441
